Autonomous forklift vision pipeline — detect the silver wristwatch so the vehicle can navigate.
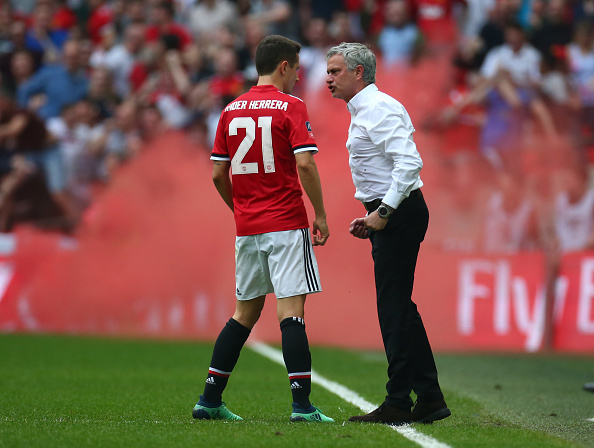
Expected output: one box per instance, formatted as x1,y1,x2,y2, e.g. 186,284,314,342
377,203,394,219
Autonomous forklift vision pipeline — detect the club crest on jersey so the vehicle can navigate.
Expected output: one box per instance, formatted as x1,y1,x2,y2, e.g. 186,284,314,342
305,121,314,138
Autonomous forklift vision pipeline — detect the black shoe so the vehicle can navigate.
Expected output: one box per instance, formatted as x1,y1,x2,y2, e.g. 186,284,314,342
412,398,451,424
584,382,594,393
349,402,412,425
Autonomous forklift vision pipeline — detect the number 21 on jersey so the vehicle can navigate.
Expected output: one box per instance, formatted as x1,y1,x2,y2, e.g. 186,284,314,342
230,116,275,175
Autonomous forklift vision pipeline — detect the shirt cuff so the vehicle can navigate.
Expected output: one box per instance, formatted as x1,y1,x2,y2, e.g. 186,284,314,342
382,188,407,210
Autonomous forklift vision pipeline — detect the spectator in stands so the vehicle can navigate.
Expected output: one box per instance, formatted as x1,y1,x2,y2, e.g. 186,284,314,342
116,0,145,36
88,23,118,68
209,47,245,107
455,0,519,73
49,0,77,32
137,103,168,143
459,0,495,39
25,2,70,63
1,50,37,97
237,17,266,84
130,43,191,130
481,170,540,252
521,0,547,32
87,99,142,179
77,37,95,74
377,0,424,67
246,0,292,37
327,9,361,43
567,20,594,148
17,39,89,121
128,40,165,94
87,66,119,119
0,2,13,55
46,100,95,211
407,0,467,49
299,17,333,95
0,92,77,230
530,0,573,73
573,0,594,23
450,21,558,169
95,22,145,99
0,20,44,94
553,158,594,252
145,1,193,52
188,0,238,42
87,0,114,46
182,44,214,85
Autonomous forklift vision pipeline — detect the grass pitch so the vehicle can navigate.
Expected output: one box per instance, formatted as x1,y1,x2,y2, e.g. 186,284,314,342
0,334,592,448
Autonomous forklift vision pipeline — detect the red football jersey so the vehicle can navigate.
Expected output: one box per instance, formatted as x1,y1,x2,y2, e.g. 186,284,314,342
211,85,318,236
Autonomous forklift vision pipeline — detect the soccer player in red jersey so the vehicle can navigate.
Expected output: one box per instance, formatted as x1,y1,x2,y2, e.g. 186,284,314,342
192,35,333,423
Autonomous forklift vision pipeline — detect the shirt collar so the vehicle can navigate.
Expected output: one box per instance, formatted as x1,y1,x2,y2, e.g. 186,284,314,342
250,85,282,93
347,83,378,116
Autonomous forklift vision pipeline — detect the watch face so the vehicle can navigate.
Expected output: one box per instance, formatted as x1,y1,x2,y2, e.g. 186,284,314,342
378,206,388,218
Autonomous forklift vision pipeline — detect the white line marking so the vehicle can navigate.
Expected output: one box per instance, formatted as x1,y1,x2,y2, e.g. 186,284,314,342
249,341,452,448
587,417,594,422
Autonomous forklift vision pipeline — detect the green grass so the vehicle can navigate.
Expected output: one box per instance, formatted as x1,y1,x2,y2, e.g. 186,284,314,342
0,334,592,448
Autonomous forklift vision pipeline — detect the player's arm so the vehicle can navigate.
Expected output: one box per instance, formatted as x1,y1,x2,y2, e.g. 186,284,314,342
295,151,329,246
212,160,234,212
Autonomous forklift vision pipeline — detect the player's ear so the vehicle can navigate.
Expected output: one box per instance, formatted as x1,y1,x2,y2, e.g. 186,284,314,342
279,60,288,75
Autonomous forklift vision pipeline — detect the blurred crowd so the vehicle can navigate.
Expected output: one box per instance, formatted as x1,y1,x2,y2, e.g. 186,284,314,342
417,0,594,260
0,0,593,259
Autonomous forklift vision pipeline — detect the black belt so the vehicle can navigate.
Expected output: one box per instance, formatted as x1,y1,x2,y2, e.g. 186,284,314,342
363,189,422,212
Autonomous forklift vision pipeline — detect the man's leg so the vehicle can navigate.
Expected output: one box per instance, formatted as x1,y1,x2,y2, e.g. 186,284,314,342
277,295,311,408
193,296,265,420
277,295,333,423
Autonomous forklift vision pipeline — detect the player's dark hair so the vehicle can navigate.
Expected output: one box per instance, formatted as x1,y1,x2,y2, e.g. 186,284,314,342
255,35,301,76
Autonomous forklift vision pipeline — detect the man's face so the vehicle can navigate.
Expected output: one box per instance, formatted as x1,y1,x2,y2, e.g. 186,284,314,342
505,28,524,51
283,54,300,94
326,54,358,103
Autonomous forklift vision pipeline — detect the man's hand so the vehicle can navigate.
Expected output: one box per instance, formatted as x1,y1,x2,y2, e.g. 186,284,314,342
349,217,369,239
312,216,329,246
364,210,388,232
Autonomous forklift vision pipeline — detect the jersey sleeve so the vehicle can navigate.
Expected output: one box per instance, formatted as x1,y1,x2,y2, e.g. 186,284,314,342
286,100,318,155
210,112,230,161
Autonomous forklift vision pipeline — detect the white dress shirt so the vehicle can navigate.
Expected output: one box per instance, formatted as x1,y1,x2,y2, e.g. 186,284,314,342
346,84,423,210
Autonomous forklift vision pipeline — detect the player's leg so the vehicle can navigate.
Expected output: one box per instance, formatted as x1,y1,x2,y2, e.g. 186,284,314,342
269,229,333,423
276,295,333,423
192,296,265,421
277,295,310,408
193,234,271,421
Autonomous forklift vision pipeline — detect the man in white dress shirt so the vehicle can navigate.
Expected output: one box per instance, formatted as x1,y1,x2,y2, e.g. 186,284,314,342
326,42,449,425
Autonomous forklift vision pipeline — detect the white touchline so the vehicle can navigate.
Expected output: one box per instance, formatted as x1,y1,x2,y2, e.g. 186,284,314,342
249,341,452,448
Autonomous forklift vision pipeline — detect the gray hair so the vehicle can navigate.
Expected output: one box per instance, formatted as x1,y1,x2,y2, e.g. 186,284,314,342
326,42,376,84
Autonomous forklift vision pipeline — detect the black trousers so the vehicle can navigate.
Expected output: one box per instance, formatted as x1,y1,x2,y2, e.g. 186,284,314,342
368,190,443,410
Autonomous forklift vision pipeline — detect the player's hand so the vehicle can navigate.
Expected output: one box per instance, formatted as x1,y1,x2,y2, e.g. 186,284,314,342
363,211,388,232
349,217,370,239
312,217,329,246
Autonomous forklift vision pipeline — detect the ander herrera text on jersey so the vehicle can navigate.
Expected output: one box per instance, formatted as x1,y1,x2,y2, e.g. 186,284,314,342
211,85,318,237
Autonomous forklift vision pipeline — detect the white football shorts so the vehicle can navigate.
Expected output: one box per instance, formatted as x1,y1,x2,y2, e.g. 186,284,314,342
235,228,322,300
